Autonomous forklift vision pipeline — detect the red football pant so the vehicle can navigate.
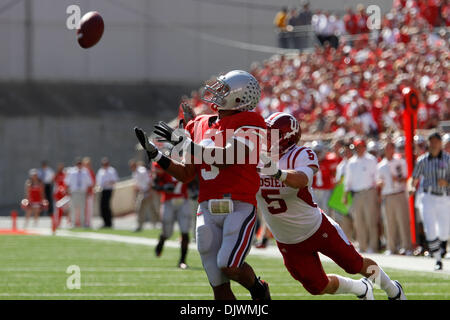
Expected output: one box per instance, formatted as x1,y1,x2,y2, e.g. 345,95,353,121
277,213,363,295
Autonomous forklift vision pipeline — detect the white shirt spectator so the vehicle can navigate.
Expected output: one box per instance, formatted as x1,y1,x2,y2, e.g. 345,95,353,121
324,15,337,36
377,156,407,196
96,166,119,190
334,17,346,36
132,165,150,193
344,152,378,192
335,158,349,182
64,167,93,193
40,167,55,184
312,13,328,34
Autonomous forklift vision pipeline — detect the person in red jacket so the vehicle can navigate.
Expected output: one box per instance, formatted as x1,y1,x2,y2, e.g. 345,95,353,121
311,141,339,216
53,163,68,229
343,8,358,35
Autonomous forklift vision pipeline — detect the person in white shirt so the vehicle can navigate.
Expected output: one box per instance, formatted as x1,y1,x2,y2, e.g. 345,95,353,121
343,139,379,253
96,157,119,228
129,160,156,232
377,141,412,255
334,144,354,240
39,161,55,216
64,158,93,228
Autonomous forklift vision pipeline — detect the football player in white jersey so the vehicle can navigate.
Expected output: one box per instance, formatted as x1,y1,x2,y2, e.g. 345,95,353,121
257,112,406,300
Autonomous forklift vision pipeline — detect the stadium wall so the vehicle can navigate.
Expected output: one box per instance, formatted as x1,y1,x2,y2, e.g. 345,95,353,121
0,0,393,83
0,82,195,214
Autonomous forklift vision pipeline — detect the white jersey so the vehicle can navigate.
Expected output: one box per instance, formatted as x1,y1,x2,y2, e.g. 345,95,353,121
256,145,323,244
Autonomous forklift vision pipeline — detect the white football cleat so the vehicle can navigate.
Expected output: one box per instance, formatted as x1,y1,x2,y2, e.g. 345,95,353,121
389,280,407,300
358,278,375,300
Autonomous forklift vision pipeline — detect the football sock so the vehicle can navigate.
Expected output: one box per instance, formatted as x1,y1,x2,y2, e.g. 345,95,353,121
180,233,189,264
155,235,165,255
377,268,399,298
334,275,366,296
440,240,447,257
429,238,442,262
249,276,266,299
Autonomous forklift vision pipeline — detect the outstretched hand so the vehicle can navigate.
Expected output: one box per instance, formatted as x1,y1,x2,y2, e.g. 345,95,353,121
181,102,196,124
134,127,159,159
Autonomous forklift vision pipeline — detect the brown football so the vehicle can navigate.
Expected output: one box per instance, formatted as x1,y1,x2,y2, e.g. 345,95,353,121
77,11,104,49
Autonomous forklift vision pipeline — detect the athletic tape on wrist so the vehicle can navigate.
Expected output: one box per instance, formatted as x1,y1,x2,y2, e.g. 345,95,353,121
153,151,163,162
279,170,288,182
157,154,171,170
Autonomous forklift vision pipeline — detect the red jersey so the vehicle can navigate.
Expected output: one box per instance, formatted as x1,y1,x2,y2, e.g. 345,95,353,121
28,183,43,203
312,153,340,190
154,163,188,202
54,171,66,187
185,111,266,206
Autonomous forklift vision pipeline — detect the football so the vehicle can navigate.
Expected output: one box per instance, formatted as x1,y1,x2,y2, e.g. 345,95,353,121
76,11,104,49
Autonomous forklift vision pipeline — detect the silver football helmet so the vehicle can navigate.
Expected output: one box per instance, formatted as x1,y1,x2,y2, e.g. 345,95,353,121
200,70,261,111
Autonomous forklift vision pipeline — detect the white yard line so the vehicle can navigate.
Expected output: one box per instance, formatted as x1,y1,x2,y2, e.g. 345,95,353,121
0,281,446,288
0,292,447,297
22,228,450,275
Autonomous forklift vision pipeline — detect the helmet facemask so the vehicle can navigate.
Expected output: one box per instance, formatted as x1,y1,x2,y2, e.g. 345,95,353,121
201,78,230,110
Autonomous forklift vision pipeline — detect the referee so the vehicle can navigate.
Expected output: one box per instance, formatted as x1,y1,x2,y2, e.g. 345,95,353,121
409,132,450,271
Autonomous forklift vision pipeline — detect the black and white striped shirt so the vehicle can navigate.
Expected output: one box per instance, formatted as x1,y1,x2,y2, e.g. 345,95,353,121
412,151,450,195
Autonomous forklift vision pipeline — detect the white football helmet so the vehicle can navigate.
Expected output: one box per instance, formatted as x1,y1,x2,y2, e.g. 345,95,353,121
201,70,261,111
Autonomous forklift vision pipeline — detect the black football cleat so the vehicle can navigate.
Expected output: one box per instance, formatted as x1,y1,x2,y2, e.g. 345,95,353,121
251,279,271,300
434,261,443,271
155,243,163,257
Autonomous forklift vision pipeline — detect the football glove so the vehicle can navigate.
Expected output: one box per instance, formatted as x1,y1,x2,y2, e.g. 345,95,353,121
134,127,159,160
154,121,198,156
181,102,196,125
154,121,186,146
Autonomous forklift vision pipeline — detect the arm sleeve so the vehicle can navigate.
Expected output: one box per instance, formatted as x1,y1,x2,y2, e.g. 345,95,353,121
292,148,320,170
291,148,320,185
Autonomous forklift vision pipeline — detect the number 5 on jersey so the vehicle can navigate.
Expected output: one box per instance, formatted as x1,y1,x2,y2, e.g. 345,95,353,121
261,189,287,214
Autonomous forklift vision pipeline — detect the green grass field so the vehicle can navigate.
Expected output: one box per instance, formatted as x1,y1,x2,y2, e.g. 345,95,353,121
1,233,449,300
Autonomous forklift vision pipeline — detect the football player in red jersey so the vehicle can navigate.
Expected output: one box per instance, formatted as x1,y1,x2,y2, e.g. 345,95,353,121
134,70,270,300
153,163,191,269
311,140,339,215
257,112,406,300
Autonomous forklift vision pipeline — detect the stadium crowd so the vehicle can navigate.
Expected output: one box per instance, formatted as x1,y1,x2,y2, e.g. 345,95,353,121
274,1,450,49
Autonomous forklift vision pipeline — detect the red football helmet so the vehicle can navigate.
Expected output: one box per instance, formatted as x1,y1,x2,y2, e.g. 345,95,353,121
265,112,301,156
